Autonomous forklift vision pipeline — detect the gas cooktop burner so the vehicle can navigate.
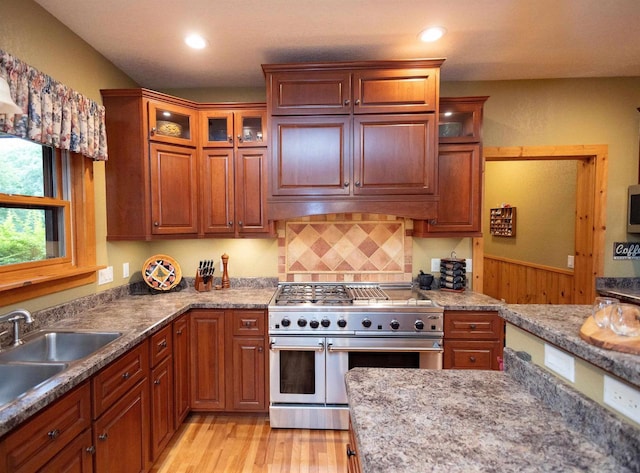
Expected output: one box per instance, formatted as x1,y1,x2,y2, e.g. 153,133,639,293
276,283,351,304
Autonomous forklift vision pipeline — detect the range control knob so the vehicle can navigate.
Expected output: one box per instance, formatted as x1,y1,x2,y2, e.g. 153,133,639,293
414,320,425,330
337,318,347,328
310,319,320,329
321,318,331,328
390,320,400,330
281,318,291,327
362,318,372,328
297,318,307,327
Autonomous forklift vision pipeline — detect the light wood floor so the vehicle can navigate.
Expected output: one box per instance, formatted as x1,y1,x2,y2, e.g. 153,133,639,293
150,414,349,473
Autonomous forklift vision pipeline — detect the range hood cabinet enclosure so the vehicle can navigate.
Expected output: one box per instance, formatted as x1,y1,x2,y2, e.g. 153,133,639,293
263,59,444,222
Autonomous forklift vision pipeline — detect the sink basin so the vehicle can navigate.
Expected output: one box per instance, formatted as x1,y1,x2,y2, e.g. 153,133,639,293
0,363,68,405
0,330,122,363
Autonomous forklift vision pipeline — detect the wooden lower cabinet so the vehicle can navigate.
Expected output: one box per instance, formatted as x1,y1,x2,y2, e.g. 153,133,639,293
0,382,91,473
150,354,174,461
45,429,94,473
190,309,268,412
443,310,504,370
93,379,150,473
346,419,362,473
173,314,191,427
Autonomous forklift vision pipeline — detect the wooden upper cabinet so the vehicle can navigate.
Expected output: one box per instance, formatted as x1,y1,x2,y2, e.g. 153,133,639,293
353,68,439,114
201,109,267,148
148,100,198,147
353,114,436,195
267,70,352,115
438,97,487,143
149,142,198,235
235,148,271,235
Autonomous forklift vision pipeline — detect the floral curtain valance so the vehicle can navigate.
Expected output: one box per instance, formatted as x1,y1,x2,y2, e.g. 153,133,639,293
0,49,108,161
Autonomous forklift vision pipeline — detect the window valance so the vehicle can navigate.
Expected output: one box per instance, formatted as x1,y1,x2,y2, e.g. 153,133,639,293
0,49,108,161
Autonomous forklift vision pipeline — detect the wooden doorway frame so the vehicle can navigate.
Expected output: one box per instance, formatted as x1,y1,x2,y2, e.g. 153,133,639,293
472,145,608,304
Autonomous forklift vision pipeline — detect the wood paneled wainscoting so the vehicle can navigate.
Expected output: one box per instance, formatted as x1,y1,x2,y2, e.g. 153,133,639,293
484,255,575,304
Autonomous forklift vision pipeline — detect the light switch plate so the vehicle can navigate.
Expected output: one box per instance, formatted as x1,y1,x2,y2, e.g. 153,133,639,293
544,343,575,382
98,266,114,285
567,255,575,269
122,262,130,278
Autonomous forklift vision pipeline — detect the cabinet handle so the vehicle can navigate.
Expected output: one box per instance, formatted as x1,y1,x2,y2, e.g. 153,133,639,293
154,379,161,385
86,445,96,455
99,433,108,441
344,99,350,106
469,356,476,362
346,445,357,458
469,324,477,330
122,371,130,380
48,429,60,440
343,181,349,188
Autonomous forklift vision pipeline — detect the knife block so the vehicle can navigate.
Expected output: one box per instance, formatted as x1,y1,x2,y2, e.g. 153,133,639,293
194,270,212,292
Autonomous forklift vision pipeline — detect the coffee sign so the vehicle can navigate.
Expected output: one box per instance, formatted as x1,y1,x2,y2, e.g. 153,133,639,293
613,242,640,259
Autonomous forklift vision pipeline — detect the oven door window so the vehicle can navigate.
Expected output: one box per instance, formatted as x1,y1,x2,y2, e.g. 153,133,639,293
280,350,316,394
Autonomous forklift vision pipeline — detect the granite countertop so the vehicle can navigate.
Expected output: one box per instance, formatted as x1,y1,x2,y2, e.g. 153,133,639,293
346,360,636,473
501,304,640,388
0,286,276,437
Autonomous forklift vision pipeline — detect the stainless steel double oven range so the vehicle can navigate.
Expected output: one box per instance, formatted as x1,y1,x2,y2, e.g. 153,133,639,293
268,282,444,430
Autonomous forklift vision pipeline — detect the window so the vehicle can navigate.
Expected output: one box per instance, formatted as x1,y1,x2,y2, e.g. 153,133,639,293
0,133,98,305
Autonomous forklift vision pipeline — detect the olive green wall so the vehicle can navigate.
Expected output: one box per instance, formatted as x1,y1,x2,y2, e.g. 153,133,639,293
484,160,577,269
2,0,640,314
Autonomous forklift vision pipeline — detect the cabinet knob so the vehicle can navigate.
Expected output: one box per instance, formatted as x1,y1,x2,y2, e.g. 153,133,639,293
160,339,167,348
176,329,183,335
344,99,350,106
258,346,263,353
355,181,361,187
469,356,477,362
237,134,243,143
99,433,108,441
354,99,361,106
343,181,349,188
150,127,156,136
429,219,437,225
228,136,233,143
153,221,159,227
154,379,161,385
346,445,357,458
48,429,60,440
86,445,96,455
228,221,233,226
122,371,130,380
469,324,477,330
238,221,243,226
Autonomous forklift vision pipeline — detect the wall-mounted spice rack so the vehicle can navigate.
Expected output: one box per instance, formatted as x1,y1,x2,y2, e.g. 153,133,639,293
490,207,516,237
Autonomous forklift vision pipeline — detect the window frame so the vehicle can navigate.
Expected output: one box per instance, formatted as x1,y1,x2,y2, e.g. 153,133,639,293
0,147,99,305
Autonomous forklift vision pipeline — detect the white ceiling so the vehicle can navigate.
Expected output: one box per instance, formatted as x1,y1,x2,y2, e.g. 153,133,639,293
35,0,640,89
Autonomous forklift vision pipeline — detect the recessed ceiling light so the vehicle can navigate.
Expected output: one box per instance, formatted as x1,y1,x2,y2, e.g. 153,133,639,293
419,26,447,43
185,34,208,49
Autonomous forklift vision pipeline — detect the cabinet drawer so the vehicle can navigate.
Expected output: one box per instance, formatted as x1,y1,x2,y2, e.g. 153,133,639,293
150,324,173,367
0,382,91,473
92,340,149,418
444,311,503,339
231,310,266,336
444,341,502,370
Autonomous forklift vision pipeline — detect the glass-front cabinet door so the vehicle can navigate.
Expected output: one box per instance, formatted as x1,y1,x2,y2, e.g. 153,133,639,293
148,101,197,147
438,97,488,143
201,109,266,148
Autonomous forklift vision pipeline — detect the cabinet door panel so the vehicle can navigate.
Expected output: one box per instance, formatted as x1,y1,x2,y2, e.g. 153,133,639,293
236,149,269,234
354,114,436,195
268,71,351,115
173,315,190,427
353,68,438,114
271,116,351,196
236,110,267,147
150,356,174,461
200,110,234,147
428,144,481,234
190,311,226,410
444,341,501,370
43,429,94,473
149,143,198,235
148,101,197,147
230,337,266,411
201,149,234,235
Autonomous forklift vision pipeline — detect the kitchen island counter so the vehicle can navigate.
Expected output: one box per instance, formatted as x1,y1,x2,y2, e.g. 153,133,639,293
346,353,639,473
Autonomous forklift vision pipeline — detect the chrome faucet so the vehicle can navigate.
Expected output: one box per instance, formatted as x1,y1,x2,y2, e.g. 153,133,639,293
0,309,34,347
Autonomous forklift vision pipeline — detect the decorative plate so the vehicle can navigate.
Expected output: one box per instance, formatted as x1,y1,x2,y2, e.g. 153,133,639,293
142,254,182,291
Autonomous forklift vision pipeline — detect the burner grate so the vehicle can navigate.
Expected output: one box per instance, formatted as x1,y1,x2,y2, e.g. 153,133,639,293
276,284,351,304
346,285,389,301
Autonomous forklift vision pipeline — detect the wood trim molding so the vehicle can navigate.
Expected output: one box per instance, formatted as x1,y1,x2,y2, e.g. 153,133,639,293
477,144,607,304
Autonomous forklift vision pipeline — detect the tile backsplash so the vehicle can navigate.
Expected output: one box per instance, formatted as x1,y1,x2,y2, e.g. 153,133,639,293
277,214,413,282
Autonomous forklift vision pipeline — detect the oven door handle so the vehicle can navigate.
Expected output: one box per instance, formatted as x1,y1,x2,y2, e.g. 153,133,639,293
327,343,443,353
269,341,325,352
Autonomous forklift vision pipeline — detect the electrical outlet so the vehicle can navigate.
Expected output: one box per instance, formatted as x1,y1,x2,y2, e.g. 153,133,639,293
604,375,640,423
122,262,130,278
544,343,575,382
465,258,473,272
430,258,441,272
567,255,575,269
98,266,114,285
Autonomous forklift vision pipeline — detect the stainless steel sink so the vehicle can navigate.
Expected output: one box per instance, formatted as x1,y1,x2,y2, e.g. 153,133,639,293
0,330,122,363
0,363,68,405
